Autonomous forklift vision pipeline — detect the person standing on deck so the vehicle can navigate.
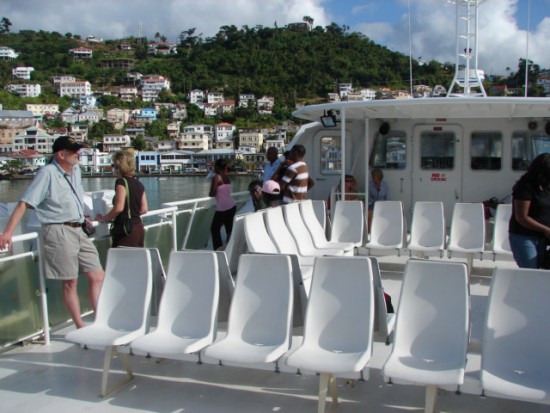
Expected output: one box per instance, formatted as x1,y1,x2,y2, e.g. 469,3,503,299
209,158,237,250
280,144,312,204
508,153,550,268
263,147,281,182
0,136,105,329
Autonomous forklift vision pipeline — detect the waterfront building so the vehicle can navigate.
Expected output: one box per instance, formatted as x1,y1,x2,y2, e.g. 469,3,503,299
0,110,37,153
13,127,57,154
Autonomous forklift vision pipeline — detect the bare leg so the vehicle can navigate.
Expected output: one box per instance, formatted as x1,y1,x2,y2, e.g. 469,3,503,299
86,269,105,313
63,279,85,329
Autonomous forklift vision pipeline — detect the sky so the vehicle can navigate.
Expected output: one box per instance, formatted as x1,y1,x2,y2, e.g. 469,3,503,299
1,0,549,75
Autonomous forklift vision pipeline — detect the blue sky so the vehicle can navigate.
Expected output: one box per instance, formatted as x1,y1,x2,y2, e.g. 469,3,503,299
1,0,549,74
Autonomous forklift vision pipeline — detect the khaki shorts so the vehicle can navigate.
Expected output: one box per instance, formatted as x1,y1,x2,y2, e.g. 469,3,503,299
40,224,103,280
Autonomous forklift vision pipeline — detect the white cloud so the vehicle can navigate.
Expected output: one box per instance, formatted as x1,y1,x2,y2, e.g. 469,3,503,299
351,0,550,74
2,0,330,42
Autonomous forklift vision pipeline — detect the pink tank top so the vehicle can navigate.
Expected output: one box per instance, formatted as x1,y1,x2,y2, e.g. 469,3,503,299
215,183,236,211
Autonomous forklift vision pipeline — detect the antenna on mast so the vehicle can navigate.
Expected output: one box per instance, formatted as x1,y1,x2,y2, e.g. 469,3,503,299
446,0,487,97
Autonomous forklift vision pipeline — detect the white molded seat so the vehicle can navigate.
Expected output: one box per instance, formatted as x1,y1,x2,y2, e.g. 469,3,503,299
330,200,364,246
366,201,405,255
65,248,153,396
215,250,235,323
130,251,219,359
282,203,347,256
244,211,279,255
223,213,248,275
244,211,312,299
286,256,375,413
264,207,315,266
407,202,445,258
311,199,328,232
204,254,293,367
481,267,550,405
447,202,485,259
491,204,513,260
370,256,396,344
299,200,355,252
382,259,469,413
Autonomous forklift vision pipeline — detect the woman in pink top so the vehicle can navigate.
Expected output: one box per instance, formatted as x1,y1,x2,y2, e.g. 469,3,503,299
209,158,237,250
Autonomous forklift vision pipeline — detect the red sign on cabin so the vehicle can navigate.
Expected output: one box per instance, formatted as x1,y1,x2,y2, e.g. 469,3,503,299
431,173,447,182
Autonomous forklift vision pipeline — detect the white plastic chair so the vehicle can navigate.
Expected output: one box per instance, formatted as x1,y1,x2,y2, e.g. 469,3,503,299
264,207,316,266
299,200,355,252
130,251,219,360
370,256,396,344
65,248,153,397
447,203,485,262
223,213,248,275
330,200,364,247
282,203,347,256
204,254,293,369
481,267,550,405
382,259,469,413
491,204,513,260
215,250,235,323
311,199,328,232
286,256,375,413
244,211,313,298
366,200,405,255
244,211,279,255
408,202,446,258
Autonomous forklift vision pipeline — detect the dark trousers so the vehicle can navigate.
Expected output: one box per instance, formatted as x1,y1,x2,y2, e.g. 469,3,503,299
210,206,237,250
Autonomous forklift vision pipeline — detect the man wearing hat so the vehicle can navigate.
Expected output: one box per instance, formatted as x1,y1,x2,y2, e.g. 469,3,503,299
0,136,104,329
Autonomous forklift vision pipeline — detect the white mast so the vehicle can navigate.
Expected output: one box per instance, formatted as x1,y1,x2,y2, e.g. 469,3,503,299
446,0,487,97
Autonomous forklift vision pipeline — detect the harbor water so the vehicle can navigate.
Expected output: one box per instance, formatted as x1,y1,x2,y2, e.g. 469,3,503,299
0,175,254,210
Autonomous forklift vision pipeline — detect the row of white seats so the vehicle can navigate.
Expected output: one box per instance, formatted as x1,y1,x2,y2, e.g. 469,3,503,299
65,248,550,412
366,200,513,261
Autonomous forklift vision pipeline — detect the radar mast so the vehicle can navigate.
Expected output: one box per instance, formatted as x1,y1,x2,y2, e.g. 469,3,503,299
446,0,487,97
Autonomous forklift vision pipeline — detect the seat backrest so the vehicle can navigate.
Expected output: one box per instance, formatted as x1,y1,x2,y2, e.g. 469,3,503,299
215,251,234,323
302,256,374,356
300,200,329,247
369,256,392,337
369,201,405,248
330,200,364,245
95,248,153,331
492,204,512,255
391,259,469,360
244,211,278,254
224,213,248,274
482,267,550,383
282,202,318,255
408,202,445,250
264,207,301,256
448,203,485,251
311,200,327,231
157,251,219,339
226,254,293,346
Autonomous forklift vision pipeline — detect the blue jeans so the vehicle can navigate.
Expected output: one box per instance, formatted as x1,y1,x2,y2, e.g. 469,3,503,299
509,233,546,269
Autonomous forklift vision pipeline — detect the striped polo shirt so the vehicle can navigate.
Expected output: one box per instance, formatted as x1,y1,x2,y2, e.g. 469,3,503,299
282,161,309,203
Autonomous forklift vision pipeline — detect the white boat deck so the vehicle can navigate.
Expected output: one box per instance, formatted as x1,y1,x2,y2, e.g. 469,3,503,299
2,256,550,413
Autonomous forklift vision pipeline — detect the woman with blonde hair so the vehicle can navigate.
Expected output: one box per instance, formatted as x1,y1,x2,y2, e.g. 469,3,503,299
96,150,148,247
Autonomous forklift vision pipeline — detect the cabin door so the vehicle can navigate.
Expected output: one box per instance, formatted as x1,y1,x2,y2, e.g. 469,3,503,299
412,124,463,224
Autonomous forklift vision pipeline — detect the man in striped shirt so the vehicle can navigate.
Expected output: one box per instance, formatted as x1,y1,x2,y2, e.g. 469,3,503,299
280,144,310,204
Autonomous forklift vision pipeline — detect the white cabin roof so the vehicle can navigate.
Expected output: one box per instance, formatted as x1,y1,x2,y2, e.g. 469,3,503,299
292,97,550,122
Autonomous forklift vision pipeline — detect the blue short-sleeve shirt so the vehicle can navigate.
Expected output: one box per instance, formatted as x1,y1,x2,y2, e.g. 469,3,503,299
21,160,85,224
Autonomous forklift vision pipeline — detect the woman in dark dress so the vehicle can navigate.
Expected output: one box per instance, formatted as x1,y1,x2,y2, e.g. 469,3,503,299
509,153,550,268
96,150,148,247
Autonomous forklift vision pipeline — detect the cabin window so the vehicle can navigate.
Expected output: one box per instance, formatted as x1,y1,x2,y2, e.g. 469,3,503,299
370,132,406,170
512,133,550,170
470,132,502,170
420,132,455,169
320,136,342,173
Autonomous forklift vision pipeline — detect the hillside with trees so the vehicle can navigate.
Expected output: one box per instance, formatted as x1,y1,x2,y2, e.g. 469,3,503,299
0,18,546,116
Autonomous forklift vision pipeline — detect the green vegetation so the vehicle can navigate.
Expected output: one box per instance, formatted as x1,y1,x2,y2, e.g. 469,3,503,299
0,20,547,120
